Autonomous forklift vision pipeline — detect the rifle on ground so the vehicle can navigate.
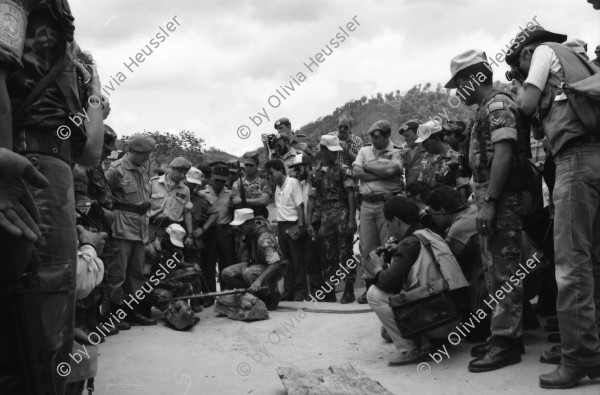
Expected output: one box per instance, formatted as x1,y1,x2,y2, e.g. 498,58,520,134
160,286,269,303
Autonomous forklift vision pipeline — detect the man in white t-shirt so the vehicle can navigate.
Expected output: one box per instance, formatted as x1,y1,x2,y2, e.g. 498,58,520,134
265,159,308,301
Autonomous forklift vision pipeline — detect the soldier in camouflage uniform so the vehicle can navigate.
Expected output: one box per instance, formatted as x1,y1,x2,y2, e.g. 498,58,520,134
307,135,357,303
442,120,473,200
399,120,430,187
446,50,532,373
222,209,285,310
231,152,272,219
411,120,464,189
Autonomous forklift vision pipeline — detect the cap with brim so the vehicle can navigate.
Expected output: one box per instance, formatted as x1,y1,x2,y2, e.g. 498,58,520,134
169,157,192,171
166,224,186,248
243,153,259,166
505,25,567,67
274,118,290,128
186,167,204,185
211,165,229,181
415,121,444,143
445,49,489,89
288,153,312,167
230,208,254,226
319,134,343,151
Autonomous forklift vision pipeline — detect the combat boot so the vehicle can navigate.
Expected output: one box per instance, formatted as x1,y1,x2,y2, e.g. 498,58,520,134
468,335,522,372
471,337,524,358
340,282,355,304
356,279,374,304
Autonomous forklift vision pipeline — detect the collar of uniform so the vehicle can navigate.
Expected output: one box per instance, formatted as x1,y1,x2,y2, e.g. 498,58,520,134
207,185,228,197
122,153,141,171
374,141,395,154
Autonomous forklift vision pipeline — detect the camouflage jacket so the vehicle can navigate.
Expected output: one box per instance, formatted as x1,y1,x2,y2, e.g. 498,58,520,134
309,162,354,206
412,148,461,188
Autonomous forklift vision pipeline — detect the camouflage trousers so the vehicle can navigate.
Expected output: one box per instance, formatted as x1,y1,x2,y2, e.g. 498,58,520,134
474,187,531,339
318,207,355,285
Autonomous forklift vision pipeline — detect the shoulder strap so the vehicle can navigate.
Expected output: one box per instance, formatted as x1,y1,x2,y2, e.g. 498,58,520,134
14,40,68,122
544,42,596,83
414,232,449,287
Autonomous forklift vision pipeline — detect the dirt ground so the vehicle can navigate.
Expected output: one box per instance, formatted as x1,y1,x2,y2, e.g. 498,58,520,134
90,289,599,395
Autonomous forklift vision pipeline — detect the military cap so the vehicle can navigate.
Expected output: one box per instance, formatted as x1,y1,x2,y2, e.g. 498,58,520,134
212,165,229,181
272,133,291,144
445,49,489,89
104,124,117,151
230,208,255,226
596,45,600,52
169,157,192,171
128,135,156,153
208,160,228,168
367,120,392,136
399,120,420,134
243,152,260,166
442,120,468,135
274,117,290,129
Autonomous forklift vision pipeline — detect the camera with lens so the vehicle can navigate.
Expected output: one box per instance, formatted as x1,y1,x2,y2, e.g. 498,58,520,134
262,133,277,149
375,236,399,263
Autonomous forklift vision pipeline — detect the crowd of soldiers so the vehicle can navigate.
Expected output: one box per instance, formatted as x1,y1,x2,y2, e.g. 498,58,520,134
1,0,600,393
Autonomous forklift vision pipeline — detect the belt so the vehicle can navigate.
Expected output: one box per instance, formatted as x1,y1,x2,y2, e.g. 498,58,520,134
114,202,147,215
16,128,72,164
361,194,387,204
321,200,347,211
211,224,230,230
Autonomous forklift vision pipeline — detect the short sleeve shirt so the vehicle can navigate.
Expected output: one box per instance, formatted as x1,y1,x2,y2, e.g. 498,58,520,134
250,226,283,266
106,153,151,242
523,45,562,91
149,174,193,223
199,186,233,225
469,92,518,187
274,176,304,222
353,141,404,195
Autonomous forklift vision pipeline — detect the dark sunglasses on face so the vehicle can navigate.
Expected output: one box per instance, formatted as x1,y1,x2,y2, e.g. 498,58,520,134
338,125,349,131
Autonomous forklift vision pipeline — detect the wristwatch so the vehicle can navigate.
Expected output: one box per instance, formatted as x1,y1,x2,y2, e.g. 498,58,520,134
483,195,497,204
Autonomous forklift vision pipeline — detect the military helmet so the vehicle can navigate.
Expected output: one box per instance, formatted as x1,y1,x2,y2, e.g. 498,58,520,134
165,300,198,330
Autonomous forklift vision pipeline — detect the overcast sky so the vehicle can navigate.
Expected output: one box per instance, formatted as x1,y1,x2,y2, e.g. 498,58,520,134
70,0,600,156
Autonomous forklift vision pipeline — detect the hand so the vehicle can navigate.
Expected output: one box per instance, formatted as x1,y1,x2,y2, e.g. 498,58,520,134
476,202,496,237
306,224,315,238
184,236,195,248
0,148,49,242
347,219,357,235
193,263,201,273
77,225,108,255
249,279,262,293
192,227,204,238
339,141,348,151
369,250,385,272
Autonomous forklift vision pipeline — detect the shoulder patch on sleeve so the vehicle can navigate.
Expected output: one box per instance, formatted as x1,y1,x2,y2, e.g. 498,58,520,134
489,101,505,113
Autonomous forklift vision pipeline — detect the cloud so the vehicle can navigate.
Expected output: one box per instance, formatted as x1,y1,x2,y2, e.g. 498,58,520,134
69,0,600,156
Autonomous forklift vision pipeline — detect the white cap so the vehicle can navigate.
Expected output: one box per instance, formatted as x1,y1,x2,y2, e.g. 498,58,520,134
186,167,204,185
319,134,343,151
166,224,186,247
230,208,254,226
415,120,444,143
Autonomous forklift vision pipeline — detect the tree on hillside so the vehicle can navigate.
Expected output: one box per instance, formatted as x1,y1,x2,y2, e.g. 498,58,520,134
121,130,206,174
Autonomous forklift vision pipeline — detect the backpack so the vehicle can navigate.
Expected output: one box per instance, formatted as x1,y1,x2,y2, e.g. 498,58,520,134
544,43,600,135
402,228,469,293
